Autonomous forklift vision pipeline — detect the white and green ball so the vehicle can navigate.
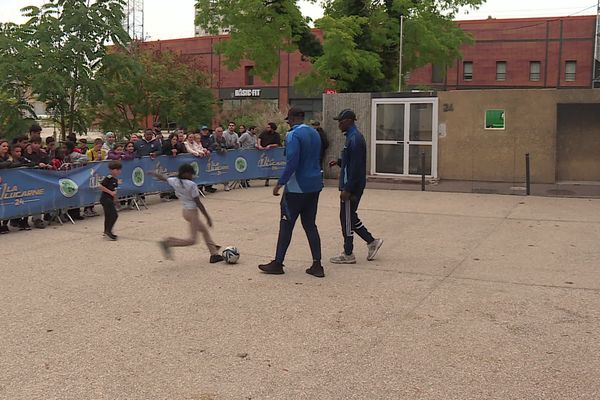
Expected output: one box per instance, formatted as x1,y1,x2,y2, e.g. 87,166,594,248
222,246,240,264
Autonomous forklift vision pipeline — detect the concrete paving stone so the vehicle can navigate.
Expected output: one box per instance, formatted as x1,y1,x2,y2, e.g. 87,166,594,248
1,186,599,399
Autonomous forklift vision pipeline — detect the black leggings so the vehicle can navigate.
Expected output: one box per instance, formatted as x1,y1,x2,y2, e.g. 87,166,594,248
100,197,118,234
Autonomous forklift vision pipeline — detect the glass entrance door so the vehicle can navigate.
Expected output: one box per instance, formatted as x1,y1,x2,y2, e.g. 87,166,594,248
371,98,438,178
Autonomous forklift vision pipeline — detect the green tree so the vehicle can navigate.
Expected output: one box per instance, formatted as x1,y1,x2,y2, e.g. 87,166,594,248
0,22,36,138
95,46,214,137
195,0,484,92
7,0,129,139
195,0,322,81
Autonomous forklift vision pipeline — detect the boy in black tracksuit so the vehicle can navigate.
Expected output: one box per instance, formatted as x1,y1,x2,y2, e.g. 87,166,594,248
99,161,122,240
329,109,383,264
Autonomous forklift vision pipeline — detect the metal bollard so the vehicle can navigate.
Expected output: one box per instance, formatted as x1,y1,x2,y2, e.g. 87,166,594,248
525,153,531,196
421,151,426,191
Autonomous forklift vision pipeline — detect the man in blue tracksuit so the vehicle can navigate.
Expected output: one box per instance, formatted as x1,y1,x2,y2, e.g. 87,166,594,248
329,109,383,264
259,107,325,278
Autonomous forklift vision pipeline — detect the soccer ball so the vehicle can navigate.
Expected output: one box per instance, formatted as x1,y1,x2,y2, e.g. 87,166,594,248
222,246,240,264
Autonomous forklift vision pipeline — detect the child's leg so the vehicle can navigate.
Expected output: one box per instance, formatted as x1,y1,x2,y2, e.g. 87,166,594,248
165,210,198,247
192,212,220,255
101,199,118,234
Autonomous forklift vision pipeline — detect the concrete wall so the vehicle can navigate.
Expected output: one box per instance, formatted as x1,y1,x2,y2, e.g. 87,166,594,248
438,90,558,183
323,89,600,184
439,89,600,183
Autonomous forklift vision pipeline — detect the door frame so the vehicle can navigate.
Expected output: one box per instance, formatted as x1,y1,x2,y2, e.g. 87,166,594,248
370,97,439,178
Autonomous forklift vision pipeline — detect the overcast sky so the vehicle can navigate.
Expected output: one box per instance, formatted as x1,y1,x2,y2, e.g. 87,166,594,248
0,0,597,41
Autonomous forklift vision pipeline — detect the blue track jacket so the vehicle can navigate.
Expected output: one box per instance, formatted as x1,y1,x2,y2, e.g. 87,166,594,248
277,123,323,193
339,125,367,194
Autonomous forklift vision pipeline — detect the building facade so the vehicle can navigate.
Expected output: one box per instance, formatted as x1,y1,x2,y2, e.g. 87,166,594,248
140,33,323,121
407,16,597,90
322,89,600,185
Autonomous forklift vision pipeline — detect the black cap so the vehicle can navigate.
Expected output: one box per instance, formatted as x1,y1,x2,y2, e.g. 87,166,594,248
30,124,42,132
333,109,357,121
285,107,305,120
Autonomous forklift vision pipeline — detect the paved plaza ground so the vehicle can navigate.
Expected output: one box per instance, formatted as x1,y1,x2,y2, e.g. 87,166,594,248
1,186,599,399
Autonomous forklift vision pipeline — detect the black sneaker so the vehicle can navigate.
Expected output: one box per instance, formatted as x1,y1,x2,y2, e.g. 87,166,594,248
19,221,31,231
305,262,325,278
33,219,46,229
0,225,9,234
258,260,284,274
210,254,224,263
104,232,117,241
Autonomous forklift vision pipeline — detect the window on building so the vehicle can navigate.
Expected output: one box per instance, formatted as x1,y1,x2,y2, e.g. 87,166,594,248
245,66,255,86
496,61,507,81
463,61,473,81
565,61,577,82
529,61,541,81
431,64,444,83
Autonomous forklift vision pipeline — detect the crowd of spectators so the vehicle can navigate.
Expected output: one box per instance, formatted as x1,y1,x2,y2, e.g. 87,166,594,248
0,120,302,234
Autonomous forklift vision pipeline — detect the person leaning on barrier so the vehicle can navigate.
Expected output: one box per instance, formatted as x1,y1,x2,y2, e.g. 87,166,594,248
184,129,207,157
86,138,108,162
123,141,136,160
258,122,281,187
163,134,187,157
223,121,239,149
134,129,162,158
28,137,51,169
239,125,257,150
199,126,213,151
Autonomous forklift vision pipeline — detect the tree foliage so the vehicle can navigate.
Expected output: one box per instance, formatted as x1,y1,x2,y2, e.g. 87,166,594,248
0,0,129,139
195,0,322,81
95,46,214,137
195,0,484,92
0,22,37,138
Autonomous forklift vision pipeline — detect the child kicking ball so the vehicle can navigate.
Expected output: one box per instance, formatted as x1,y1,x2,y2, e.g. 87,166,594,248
149,165,224,263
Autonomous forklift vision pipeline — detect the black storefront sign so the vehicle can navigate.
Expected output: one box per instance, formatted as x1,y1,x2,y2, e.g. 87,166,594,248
220,87,280,99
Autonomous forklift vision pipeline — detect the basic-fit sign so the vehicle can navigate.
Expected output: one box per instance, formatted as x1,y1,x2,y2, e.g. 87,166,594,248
234,89,262,97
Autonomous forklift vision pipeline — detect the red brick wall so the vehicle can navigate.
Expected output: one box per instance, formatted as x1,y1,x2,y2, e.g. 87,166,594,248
407,16,596,89
140,33,318,110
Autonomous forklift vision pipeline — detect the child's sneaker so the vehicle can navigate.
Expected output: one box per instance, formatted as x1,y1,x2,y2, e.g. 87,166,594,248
210,254,224,263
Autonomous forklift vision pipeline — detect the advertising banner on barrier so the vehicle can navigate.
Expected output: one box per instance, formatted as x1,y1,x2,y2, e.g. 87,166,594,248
0,149,286,220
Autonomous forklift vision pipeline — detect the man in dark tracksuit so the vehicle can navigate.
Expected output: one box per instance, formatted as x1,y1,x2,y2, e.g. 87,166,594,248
329,109,383,264
259,107,325,278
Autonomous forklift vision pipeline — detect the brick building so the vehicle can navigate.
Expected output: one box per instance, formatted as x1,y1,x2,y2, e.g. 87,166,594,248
407,15,597,90
140,33,324,120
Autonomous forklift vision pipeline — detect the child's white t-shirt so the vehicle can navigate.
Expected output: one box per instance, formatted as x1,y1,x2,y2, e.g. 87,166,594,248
167,177,200,209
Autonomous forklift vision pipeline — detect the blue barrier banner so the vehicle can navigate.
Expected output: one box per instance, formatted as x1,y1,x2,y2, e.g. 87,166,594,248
0,149,286,219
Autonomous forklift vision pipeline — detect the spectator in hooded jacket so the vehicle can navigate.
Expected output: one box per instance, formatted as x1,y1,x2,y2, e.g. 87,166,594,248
135,129,162,158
